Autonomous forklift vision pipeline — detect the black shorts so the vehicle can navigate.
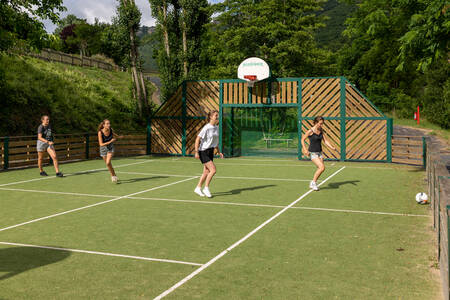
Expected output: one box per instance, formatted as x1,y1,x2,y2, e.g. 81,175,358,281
199,148,214,164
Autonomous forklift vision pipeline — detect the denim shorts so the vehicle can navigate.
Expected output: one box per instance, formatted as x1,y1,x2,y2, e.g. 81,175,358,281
310,152,323,160
36,140,54,152
100,144,115,157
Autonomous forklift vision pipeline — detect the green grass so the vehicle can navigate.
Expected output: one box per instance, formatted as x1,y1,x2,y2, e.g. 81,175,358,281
0,156,440,299
0,53,155,136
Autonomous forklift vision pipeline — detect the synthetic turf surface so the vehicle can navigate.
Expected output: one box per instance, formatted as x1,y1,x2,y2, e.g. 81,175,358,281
0,156,440,299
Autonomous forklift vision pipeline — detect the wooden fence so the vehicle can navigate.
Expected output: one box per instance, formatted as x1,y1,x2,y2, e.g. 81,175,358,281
150,77,392,162
427,140,450,300
392,135,426,166
27,48,119,71
0,134,147,170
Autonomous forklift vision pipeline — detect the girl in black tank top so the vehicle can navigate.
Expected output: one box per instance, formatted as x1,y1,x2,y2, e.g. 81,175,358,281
301,116,337,191
97,119,120,183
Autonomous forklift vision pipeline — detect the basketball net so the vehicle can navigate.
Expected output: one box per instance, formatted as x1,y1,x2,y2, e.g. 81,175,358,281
244,75,257,88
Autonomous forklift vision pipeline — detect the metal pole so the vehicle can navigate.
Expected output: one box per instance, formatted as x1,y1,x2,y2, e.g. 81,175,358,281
339,77,346,161
181,81,187,156
422,136,427,168
147,118,151,155
387,118,393,162
85,133,90,160
219,81,224,153
297,79,302,160
4,137,9,170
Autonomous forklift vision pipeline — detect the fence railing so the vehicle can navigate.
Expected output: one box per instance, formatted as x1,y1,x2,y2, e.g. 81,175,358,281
392,135,426,166
427,139,450,300
26,48,119,72
0,133,148,170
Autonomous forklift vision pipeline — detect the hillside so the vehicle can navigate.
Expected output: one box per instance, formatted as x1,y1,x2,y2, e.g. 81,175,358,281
138,26,159,73
315,0,356,50
0,53,154,136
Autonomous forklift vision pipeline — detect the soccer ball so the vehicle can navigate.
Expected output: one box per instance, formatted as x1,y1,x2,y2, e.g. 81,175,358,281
415,192,429,204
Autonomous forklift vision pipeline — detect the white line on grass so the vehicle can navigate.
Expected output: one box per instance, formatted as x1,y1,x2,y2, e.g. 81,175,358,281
117,171,316,182
0,187,428,218
153,166,346,300
149,158,419,170
0,241,202,266
0,177,198,233
0,159,155,187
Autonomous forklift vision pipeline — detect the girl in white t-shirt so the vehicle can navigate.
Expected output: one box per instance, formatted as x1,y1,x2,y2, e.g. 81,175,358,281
194,110,224,197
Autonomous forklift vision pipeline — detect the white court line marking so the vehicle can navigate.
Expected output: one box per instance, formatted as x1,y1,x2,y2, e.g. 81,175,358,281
117,171,316,182
148,158,419,170
153,166,346,300
0,177,197,232
0,241,202,266
0,159,155,187
0,187,427,218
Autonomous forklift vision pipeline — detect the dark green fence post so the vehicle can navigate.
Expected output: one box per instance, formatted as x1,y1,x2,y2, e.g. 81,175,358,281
219,81,224,153
422,137,427,167
85,133,90,160
147,118,151,155
297,79,302,160
447,205,450,296
339,77,346,161
4,137,9,170
387,118,393,162
181,81,187,156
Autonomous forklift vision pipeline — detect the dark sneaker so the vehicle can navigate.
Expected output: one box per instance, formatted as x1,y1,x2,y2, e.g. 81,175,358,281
40,171,48,176
56,172,64,177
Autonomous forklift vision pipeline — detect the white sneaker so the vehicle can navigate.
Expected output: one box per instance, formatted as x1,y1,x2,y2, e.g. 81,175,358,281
112,176,118,183
194,187,205,197
310,181,319,191
202,187,212,198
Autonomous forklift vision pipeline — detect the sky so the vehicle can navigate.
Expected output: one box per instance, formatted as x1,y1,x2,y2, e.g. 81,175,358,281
42,0,223,33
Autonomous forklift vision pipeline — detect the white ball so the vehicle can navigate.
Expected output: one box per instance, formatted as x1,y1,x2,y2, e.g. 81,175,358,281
415,192,429,204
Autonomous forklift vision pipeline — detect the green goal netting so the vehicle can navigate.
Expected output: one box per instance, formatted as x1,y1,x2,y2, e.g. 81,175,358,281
222,107,299,158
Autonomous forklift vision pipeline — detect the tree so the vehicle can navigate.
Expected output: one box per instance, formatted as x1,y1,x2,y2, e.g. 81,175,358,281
179,0,209,77
149,0,183,100
398,0,449,71
53,14,86,36
206,0,330,78
118,0,148,117
0,0,65,52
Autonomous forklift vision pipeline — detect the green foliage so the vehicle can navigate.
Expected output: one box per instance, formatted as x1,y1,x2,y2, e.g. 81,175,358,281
315,0,356,50
64,23,103,56
53,14,86,36
0,0,65,52
206,0,331,78
0,53,154,136
337,0,449,129
398,0,449,72
139,32,159,72
149,0,210,100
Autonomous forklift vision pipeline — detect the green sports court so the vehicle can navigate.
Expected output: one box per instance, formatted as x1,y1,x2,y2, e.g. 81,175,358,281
0,156,440,299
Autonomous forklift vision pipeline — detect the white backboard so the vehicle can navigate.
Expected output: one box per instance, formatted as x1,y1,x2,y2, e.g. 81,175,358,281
237,57,270,83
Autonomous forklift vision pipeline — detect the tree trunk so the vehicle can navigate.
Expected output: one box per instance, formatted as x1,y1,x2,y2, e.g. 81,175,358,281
182,18,188,76
162,1,170,57
122,0,148,117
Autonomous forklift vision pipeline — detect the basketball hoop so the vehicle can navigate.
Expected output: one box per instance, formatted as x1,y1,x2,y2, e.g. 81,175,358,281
244,75,257,87
238,57,270,89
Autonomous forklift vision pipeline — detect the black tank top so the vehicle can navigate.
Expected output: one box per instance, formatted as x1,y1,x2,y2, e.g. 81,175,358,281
101,129,113,144
308,131,323,152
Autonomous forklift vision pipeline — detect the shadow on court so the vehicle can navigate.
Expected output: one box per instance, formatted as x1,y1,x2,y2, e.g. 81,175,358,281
118,176,168,184
213,184,276,196
321,180,360,190
0,246,70,281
